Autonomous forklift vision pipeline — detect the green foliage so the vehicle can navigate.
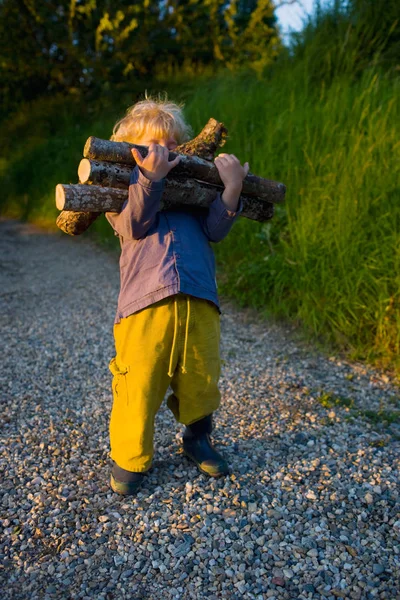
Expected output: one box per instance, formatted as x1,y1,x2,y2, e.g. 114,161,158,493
0,0,280,113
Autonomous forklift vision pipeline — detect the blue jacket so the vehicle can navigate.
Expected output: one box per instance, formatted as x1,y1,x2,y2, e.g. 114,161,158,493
106,165,243,325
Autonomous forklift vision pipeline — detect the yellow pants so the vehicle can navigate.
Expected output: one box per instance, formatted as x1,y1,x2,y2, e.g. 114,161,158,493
108,294,221,472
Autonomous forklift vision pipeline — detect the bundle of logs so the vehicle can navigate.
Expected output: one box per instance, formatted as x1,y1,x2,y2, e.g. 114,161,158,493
55,118,286,236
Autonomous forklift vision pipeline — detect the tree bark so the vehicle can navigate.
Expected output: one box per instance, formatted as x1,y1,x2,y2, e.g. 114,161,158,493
83,139,286,204
56,182,274,222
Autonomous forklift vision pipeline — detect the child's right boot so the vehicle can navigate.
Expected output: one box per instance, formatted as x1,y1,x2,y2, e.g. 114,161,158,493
110,461,145,496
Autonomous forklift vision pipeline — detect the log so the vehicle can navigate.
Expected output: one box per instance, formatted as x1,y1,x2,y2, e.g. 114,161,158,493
56,183,274,222
56,184,127,212
174,118,228,160
78,159,131,189
57,117,234,236
83,139,286,204
78,158,284,206
55,210,102,236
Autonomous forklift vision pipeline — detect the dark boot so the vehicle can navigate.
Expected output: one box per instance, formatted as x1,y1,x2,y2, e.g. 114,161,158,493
182,414,229,477
110,461,145,496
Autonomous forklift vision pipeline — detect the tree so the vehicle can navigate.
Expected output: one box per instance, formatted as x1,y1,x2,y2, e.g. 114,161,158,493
0,0,284,111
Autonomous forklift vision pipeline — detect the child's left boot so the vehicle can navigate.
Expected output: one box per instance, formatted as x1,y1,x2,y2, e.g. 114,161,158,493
182,414,230,477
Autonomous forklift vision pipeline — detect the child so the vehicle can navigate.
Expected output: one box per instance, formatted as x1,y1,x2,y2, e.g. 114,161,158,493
106,92,249,495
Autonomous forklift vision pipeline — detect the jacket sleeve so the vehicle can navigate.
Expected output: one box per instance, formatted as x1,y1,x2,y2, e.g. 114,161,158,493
105,165,165,240
199,192,243,243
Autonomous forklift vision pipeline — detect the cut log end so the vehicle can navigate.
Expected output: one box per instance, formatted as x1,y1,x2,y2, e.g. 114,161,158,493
83,136,96,160
55,184,66,211
78,158,91,184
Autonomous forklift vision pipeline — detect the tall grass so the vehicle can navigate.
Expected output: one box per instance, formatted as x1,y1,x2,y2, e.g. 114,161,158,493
0,95,108,227
180,66,400,372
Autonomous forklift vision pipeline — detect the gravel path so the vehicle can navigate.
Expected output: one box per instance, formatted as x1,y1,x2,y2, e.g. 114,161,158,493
1,218,399,600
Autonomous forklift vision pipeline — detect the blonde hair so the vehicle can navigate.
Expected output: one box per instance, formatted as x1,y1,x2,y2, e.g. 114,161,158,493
111,91,193,145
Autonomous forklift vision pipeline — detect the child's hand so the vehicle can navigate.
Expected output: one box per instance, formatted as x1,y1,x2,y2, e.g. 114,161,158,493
131,143,181,182
214,153,249,190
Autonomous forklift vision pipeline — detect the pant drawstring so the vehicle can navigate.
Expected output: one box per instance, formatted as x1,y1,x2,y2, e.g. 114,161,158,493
168,298,179,377
167,295,190,377
181,296,190,374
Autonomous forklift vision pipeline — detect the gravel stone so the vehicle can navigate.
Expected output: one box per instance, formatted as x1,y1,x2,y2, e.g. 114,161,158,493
1,219,399,600
372,564,385,576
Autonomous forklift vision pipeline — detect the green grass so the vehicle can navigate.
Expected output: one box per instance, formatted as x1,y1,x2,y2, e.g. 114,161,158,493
368,439,388,448
316,388,399,428
317,391,354,409
358,409,400,425
180,66,400,375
